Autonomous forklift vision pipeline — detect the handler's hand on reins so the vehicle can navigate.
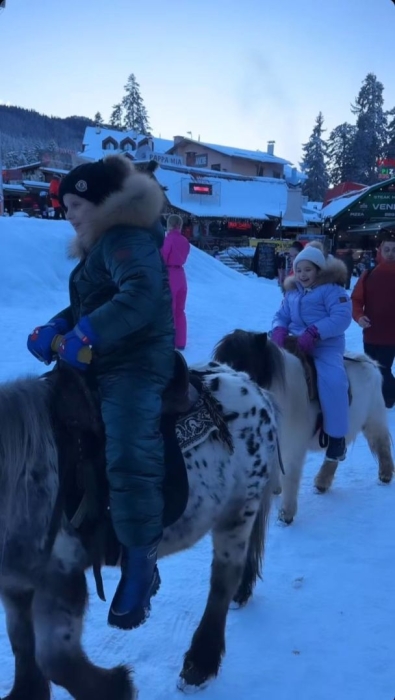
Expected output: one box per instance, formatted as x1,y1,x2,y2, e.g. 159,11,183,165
51,334,93,365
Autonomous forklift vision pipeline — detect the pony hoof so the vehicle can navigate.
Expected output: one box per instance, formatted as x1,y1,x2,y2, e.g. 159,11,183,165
314,483,328,493
278,510,294,525
177,676,211,694
272,486,282,496
379,473,393,484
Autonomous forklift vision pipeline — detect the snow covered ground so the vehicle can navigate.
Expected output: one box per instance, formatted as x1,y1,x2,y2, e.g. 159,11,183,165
0,218,394,700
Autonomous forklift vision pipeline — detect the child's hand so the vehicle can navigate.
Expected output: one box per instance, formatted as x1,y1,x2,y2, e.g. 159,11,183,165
297,326,319,354
358,316,371,329
271,327,288,347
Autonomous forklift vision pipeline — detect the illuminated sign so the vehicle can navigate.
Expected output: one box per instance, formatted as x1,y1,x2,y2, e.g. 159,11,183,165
188,183,212,195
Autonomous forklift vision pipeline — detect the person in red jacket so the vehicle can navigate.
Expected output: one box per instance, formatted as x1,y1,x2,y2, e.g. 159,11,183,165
351,230,395,408
161,214,190,350
49,174,65,219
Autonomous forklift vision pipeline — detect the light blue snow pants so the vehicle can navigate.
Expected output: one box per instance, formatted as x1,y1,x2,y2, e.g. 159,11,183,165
311,336,349,438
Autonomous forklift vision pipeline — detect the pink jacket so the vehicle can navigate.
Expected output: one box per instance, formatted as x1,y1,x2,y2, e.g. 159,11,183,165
161,229,190,267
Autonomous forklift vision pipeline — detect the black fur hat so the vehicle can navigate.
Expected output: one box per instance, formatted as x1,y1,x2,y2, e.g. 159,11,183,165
59,156,131,209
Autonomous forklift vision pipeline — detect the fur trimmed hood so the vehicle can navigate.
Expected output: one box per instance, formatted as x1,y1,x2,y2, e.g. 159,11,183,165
67,156,164,259
283,256,348,292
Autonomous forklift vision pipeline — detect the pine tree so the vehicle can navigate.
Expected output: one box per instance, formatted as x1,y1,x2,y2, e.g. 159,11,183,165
109,103,124,130
351,73,387,185
385,107,395,159
121,73,150,134
300,112,329,201
94,111,104,127
4,151,20,168
326,123,357,185
47,139,58,153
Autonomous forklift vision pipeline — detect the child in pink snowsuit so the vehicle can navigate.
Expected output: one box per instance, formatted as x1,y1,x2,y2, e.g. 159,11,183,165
161,215,190,349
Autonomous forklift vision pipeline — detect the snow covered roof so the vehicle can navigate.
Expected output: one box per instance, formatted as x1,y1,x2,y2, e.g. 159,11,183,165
79,126,173,163
154,166,288,220
306,201,323,211
322,176,395,221
40,167,70,176
2,161,42,172
302,200,323,224
321,188,369,219
3,184,27,193
23,180,49,189
168,138,290,166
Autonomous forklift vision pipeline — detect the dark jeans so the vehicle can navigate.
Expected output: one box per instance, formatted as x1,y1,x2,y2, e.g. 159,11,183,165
363,343,395,408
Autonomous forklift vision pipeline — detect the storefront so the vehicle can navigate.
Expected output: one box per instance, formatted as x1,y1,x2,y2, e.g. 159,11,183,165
323,177,395,250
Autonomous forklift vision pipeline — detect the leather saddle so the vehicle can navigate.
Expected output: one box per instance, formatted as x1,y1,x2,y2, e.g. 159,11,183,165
162,350,199,414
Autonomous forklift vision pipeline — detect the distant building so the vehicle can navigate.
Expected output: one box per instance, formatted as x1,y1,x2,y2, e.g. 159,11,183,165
76,127,314,243
321,177,395,249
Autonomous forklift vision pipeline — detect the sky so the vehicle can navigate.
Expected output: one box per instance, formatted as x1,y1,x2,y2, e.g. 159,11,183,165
1,0,395,166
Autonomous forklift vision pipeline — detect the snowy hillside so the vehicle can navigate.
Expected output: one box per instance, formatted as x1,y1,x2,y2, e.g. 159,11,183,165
0,218,394,700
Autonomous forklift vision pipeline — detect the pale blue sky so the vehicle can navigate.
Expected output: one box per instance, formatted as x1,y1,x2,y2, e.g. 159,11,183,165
1,0,395,165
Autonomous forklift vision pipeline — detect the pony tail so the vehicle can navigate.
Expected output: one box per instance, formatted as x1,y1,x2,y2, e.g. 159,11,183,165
0,378,58,549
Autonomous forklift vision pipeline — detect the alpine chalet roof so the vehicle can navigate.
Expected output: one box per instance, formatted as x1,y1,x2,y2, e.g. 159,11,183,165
154,165,288,221
79,126,173,162
168,137,291,166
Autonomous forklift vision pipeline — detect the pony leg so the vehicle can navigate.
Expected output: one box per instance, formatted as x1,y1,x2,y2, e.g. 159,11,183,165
314,458,339,493
278,446,307,524
179,499,268,689
0,589,50,700
32,534,136,700
362,409,394,484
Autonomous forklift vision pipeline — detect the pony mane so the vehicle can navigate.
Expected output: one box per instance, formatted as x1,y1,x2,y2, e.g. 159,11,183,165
213,329,286,390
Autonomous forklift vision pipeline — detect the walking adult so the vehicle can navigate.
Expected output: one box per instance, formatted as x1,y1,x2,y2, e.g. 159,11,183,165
161,214,190,350
351,230,395,408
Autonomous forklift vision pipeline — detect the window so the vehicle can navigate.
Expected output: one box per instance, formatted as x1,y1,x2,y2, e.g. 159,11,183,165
120,138,136,152
211,164,221,171
256,165,264,177
102,137,118,151
195,153,208,167
186,151,196,166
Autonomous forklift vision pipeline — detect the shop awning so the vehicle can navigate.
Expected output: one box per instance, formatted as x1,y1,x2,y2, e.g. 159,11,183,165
346,220,395,235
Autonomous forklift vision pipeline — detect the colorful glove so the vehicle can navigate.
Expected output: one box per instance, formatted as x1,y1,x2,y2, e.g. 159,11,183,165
27,317,69,364
271,326,288,348
57,316,98,371
297,326,320,354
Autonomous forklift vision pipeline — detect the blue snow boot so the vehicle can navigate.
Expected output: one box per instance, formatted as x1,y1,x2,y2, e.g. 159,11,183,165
107,542,161,630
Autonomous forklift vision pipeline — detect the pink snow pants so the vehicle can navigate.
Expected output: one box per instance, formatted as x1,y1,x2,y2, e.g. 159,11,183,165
168,266,187,349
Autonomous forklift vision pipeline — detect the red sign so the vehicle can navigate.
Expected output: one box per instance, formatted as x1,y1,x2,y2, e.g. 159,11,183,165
189,183,212,195
228,222,251,230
